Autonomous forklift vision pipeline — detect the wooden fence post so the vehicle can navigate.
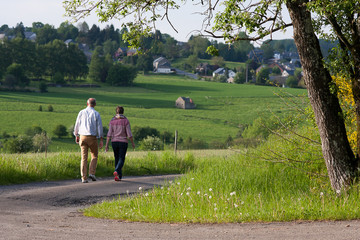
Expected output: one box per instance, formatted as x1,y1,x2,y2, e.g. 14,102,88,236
174,130,178,154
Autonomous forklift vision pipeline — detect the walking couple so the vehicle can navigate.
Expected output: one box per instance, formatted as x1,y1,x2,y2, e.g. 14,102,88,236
73,98,135,183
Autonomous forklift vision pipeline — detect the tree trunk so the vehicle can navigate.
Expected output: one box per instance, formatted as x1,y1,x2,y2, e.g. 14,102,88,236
286,0,357,191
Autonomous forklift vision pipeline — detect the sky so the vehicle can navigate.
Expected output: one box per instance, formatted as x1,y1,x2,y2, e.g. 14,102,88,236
1,0,294,44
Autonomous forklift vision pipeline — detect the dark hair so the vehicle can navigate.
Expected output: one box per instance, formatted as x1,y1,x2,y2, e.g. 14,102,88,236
116,106,124,114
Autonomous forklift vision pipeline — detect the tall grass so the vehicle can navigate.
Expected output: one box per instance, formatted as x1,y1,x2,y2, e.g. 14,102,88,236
83,126,360,223
0,150,203,185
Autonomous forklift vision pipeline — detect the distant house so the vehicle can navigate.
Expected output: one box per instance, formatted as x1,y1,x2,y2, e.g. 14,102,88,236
114,47,127,60
175,97,196,109
24,31,36,41
153,57,173,73
127,48,138,56
212,68,236,78
64,39,76,46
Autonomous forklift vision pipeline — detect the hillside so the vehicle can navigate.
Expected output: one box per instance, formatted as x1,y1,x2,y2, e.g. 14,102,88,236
0,74,306,151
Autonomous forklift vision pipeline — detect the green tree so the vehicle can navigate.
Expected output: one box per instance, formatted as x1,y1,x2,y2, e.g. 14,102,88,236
136,54,153,73
5,63,29,88
64,0,360,192
256,67,270,85
36,24,58,44
286,76,298,88
106,63,137,86
234,70,246,84
57,21,79,40
88,46,110,83
53,124,67,138
4,135,33,153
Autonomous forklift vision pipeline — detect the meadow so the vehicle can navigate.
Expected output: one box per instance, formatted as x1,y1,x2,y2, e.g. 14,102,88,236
0,74,306,151
83,127,360,223
2,74,360,223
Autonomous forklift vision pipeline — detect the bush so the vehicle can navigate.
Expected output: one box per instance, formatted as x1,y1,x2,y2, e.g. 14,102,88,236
132,126,160,141
39,81,48,93
161,130,174,144
32,133,51,152
53,124,67,138
48,105,54,112
25,125,43,137
181,136,208,149
139,136,164,151
38,105,43,111
3,135,33,153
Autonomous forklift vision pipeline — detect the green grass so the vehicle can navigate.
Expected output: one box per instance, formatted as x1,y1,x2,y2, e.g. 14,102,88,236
83,127,360,223
0,149,205,185
0,74,306,151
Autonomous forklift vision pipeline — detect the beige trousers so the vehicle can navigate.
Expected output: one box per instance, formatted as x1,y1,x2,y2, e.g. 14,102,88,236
79,135,98,180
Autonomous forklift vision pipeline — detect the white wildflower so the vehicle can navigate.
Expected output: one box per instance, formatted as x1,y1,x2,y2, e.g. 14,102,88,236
320,192,324,196
187,187,191,191
191,178,194,180
177,182,181,185
230,191,236,196
234,204,239,208
186,192,190,196
139,187,143,191
145,193,149,197
214,208,218,211
209,196,212,199
197,191,201,195
209,188,213,192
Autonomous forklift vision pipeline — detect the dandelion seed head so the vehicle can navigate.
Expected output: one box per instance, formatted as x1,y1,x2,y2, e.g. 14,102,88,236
209,196,212,199
209,188,213,192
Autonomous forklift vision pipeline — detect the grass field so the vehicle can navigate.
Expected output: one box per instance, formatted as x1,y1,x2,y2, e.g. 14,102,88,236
0,74,306,151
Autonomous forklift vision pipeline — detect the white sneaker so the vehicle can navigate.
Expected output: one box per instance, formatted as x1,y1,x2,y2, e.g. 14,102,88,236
82,179,88,183
89,174,97,181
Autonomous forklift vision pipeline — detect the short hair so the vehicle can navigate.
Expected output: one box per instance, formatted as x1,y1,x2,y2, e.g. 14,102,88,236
87,98,96,107
116,106,124,114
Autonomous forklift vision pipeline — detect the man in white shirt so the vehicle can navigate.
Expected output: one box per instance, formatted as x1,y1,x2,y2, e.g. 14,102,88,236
73,98,103,183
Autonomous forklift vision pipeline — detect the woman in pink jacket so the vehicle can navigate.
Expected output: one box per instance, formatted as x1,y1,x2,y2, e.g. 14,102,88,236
105,106,135,181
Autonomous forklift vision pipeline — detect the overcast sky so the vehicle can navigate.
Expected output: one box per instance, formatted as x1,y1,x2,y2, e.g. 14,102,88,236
1,0,293,44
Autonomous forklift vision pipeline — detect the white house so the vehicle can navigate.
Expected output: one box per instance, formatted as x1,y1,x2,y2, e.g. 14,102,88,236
153,57,172,73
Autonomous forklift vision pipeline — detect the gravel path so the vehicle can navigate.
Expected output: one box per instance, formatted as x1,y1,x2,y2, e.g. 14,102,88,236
1,175,359,240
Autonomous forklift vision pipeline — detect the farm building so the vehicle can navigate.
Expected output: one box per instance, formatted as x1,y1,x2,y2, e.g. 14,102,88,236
175,97,196,109
153,57,173,73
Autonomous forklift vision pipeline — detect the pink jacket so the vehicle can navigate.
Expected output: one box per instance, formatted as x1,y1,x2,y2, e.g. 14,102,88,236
107,114,133,143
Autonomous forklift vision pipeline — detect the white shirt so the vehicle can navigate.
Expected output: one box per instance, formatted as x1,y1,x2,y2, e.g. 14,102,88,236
73,106,103,138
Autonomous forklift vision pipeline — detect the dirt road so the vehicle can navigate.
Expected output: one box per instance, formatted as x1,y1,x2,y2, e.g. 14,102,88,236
1,175,359,240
